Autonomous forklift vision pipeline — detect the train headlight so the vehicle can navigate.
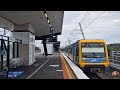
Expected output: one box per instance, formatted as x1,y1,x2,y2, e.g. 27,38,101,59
82,60,87,63
101,60,107,63
82,58,87,63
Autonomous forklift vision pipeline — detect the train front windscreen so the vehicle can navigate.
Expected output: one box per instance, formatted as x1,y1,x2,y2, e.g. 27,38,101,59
81,43,106,58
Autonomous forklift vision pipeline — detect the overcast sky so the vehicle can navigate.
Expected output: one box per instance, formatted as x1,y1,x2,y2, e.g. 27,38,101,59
58,11,120,48
1,11,120,48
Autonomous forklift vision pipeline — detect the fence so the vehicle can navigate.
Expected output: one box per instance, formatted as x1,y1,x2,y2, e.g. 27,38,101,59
109,51,120,70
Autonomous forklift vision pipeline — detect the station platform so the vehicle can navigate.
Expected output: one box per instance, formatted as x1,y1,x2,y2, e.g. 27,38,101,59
1,51,89,79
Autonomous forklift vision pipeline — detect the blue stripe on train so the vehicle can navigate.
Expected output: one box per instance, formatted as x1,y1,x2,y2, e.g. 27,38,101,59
87,58,106,63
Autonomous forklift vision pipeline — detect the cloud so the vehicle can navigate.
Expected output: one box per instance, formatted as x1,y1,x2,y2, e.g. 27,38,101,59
113,19,120,23
59,11,120,47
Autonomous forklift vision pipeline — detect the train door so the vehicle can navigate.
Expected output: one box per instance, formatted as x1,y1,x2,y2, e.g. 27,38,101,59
72,47,74,61
74,43,79,65
73,44,76,62
73,46,76,63
72,45,75,61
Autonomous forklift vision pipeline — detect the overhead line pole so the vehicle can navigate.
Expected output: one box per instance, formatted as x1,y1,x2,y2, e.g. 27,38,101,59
79,23,85,40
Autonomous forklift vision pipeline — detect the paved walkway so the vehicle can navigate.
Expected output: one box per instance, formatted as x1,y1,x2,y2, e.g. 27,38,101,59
1,52,77,79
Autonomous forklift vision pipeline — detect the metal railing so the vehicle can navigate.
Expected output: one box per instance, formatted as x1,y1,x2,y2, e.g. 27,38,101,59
109,62,120,70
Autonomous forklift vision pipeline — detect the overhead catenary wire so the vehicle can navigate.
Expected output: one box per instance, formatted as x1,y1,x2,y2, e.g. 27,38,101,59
80,11,91,24
68,24,79,43
80,11,89,23
68,11,91,41
68,12,89,34
71,11,90,32
83,11,108,30
68,11,106,44
83,11,105,30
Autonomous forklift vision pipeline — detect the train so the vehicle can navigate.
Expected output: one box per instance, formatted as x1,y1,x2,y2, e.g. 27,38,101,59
62,39,109,73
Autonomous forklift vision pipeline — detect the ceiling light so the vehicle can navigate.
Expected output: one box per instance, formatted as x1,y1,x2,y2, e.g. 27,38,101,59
48,20,50,23
45,13,48,17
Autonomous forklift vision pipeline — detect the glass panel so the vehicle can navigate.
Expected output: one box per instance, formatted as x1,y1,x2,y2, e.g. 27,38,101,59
3,29,13,37
81,43,106,58
3,37,8,40
10,42,13,58
14,43,18,58
0,28,5,35
82,48,104,53
0,40,1,70
3,41,7,67
0,35,2,39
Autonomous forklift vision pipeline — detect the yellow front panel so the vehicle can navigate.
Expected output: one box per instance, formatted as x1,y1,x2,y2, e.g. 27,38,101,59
78,39,109,68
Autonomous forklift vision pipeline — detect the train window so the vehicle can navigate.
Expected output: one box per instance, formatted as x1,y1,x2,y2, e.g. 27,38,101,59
81,43,106,58
69,48,72,54
82,43,104,47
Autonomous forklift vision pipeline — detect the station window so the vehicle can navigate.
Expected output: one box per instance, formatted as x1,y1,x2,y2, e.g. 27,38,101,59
0,27,13,37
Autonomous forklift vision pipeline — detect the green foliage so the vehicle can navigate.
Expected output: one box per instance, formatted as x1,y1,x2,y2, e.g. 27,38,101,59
107,46,120,52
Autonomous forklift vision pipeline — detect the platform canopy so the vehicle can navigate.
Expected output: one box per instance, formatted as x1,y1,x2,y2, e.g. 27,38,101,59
0,11,64,38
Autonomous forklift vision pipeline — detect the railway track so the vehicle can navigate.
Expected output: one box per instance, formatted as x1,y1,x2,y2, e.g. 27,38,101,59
83,70,102,79
84,70,120,79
